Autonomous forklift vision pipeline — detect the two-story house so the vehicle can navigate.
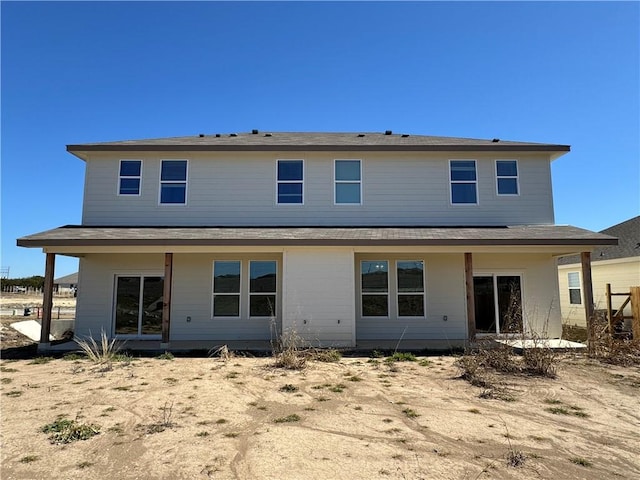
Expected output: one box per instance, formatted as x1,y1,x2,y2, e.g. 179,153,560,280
18,131,616,351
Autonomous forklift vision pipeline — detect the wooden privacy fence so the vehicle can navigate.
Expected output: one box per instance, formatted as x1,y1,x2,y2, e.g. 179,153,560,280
606,284,640,339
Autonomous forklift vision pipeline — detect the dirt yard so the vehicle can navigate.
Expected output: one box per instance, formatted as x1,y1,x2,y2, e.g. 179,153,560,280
1,348,639,480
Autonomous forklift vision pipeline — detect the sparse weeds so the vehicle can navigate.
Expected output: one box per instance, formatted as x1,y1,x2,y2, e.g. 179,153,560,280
209,345,234,361
156,352,175,360
274,414,301,423
570,456,593,467
402,408,419,418
19,455,39,463
309,349,342,363
76,330,124,369
279,384,299,393
272,330,307,370
386,352,417,363
41,418,100,444
29,357,54,365
144,401,175,434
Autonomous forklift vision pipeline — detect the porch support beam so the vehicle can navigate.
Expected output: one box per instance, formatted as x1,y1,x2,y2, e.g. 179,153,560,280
581,251,595,344
39,253,56,349
464,253,476,340
161,253,173,346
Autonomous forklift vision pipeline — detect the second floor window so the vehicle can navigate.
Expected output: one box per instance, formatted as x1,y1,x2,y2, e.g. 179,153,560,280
450,160,477,204
496,160,519,195
160,160,187,204
119,160,142,195
277,160,303,204
335,160,362,204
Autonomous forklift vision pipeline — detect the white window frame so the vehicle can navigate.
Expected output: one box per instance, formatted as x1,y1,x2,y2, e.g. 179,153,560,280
473,271,525,336
396,260,426,318
567,271,582,305
495,159,520,196
248,260,278,318
449,159,478,205
361,260,390,318
334,159,362,205
276,159,304,205
112,272,164,339
212,260,242,319
118,159,142,196
159,159,189,205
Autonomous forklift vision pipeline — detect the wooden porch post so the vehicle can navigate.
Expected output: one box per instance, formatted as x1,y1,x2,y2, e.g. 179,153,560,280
581,252,595,347
465,253,476,341
161,253,173,346
39,253,55,348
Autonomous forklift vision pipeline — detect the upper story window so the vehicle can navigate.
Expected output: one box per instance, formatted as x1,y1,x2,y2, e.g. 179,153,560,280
496,160,519,195
335,159,362,204
160,160,188,204
118,160,142,195
277,160,303,204
450,160,477,205
567,272,582,305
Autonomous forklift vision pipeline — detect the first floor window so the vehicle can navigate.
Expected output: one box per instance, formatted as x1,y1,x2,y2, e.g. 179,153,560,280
249,261,277,316
119,160,142,195
397,261,425,317
496,160,519,195
450,160,477,204
568,272,581,305
160,160,187,204
335,159,361,204
114,275,163,336
213,261,241,316
473,275,522,334
277,160,303,204
361,260,389,316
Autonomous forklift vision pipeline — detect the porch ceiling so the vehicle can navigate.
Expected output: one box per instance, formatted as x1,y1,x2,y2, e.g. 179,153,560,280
17,225,616,255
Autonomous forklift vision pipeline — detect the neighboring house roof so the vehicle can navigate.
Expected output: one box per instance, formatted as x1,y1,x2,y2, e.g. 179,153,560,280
17,225,616,248
558,216,640,265
53,272,78,285
67,131,570,156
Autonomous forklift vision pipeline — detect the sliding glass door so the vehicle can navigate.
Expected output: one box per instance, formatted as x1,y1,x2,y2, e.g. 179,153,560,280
114,276,164,337
473,275,522,334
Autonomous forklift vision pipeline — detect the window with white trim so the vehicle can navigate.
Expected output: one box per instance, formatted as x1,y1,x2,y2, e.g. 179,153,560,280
213,261,241,317
119,160,142,195
160,160,187,204
496,160,519,195
450,160,477,204
335,159,361,204
249,261,277,317
361,260,389,316
397,261,425,317
277,160,303,204
567,272,582,305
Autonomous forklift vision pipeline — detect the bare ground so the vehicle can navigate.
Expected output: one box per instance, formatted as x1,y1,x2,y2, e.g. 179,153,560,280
1,349,639,480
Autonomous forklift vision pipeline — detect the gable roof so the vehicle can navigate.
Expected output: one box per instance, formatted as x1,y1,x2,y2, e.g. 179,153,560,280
67,132,570,157
558,216,639,265
53,272,78,285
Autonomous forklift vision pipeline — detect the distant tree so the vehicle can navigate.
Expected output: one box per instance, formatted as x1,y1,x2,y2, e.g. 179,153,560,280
0,276,45,290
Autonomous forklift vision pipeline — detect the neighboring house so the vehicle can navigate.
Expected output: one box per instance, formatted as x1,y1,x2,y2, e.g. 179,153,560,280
558,216,639,328
18,131,616,350
54,272,78,294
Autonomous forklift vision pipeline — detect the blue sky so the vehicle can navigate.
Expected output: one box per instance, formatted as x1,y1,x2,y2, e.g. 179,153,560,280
1,1,638,278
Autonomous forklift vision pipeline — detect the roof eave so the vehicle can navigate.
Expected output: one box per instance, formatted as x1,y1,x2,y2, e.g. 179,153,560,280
67,144,571,154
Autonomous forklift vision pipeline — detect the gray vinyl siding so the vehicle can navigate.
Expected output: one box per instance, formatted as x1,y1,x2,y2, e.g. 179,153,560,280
355,254,468,341
82,151,555,226
74,253,282,341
